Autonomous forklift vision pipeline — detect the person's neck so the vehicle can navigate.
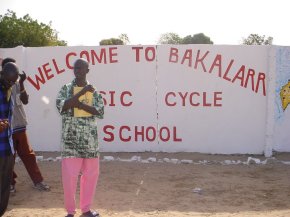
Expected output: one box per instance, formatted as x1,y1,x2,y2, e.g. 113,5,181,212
75,78,87,87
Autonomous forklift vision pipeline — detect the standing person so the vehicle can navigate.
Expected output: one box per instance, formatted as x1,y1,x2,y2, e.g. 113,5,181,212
0,62,19,216
56,58,104,217
1,58,50,192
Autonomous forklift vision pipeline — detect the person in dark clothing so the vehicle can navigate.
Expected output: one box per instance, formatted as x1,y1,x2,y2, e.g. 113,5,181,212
1,58,50,193
0,62,19,216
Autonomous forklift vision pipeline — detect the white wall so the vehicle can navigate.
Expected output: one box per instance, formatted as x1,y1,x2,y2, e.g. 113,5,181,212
273,46,290,152
156,45,268,154
0,45,286,155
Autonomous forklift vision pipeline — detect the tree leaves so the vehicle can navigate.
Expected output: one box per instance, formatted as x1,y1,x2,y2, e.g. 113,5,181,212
242,34,273,45
0,10,67,48
158,32,213,44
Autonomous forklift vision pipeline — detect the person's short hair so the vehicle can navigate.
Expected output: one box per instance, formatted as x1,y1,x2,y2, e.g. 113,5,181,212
2,62,19,76
1,57,16,68
74,58,89,68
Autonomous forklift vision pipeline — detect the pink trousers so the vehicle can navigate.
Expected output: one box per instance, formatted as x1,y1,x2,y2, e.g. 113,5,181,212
62,158,99,215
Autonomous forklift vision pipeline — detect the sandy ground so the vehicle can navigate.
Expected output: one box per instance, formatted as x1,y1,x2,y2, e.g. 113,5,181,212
2,152,290,217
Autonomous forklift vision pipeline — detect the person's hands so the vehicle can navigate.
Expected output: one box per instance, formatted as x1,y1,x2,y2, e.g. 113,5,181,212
0,119,9,133
81,84,95,94
19,71,27,83
68,85,94,109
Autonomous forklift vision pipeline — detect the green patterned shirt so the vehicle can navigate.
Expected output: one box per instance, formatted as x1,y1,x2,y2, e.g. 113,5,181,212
56,79,104,158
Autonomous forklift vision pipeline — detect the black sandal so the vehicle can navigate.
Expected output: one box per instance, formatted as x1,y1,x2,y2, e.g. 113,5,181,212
81,210,100,217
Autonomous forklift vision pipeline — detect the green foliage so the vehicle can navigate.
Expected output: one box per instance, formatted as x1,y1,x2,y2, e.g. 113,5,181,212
99,38,124,45
181,33,213,44
118,33,130,45
0,10,66,48
242,34,273,45
158,32,182,44
158,32,213,44
99,33,131,45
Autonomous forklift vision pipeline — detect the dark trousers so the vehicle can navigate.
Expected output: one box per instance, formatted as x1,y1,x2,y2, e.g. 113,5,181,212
12,131,43,185
0,155,14,216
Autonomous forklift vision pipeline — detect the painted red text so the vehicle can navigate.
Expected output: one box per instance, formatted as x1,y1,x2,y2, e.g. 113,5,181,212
103,125,182,142
27,58,65,90
99,91,133,107
165,91,223,107
132,46,156,62
169,48,267,96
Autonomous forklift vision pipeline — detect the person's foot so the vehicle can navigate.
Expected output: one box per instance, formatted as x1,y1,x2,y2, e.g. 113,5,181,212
10,185,16,193
81,210,100,217
33,182,50,191
65,214,74,217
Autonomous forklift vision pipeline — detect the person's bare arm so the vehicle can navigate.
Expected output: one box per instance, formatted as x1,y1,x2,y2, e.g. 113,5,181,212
19,71,29,105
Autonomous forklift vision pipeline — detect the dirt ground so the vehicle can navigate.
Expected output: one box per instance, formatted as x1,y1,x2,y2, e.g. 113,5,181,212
3,152,290,217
